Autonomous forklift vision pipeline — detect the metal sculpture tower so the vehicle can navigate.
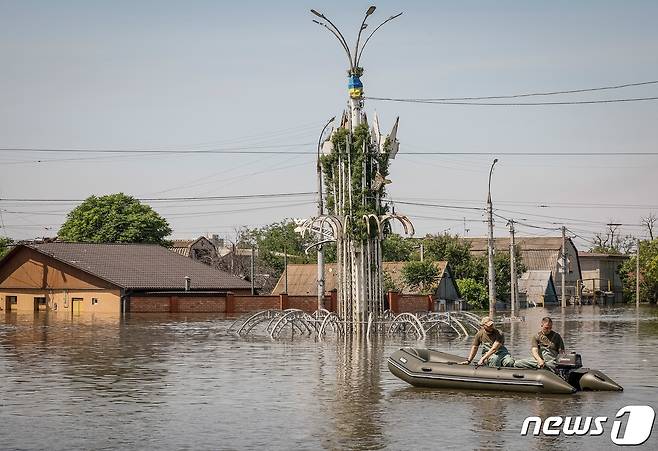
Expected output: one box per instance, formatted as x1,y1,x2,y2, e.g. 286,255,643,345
299,6,413,333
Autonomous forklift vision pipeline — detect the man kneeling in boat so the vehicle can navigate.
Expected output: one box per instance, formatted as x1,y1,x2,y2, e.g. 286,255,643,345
460,316,515,367
514,317,565,371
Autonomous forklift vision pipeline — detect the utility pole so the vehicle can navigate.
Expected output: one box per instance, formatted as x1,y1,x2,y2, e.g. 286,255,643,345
487,159,498,319
316,117,334,311
250,246,255,295
284,248,288,294
561,226,567,308
420,243,424,262
508,220,518,318
636,239,641,307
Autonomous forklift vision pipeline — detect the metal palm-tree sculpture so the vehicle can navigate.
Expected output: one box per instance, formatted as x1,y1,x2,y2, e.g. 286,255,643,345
298,6,412,333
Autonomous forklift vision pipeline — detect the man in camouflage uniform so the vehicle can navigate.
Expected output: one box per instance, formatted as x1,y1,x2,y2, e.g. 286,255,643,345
460,316,515,367
514,317,565,371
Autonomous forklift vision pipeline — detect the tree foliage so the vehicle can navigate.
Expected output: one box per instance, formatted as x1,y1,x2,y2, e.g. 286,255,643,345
239,220,315,277
421,234,524,302
620,239,658,304
320,124,391,240
402,260,439,294
58,193,171,244
457,278,488,310
0,237,12,259
382,233,416,261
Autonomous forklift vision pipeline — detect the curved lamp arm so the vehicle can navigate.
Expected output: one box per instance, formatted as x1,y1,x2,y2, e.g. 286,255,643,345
356,12,403,67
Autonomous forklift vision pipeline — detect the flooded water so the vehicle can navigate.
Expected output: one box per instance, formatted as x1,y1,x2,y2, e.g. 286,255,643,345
1,305,657,450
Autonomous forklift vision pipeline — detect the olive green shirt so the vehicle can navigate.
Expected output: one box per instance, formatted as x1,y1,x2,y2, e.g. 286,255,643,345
531,330,565,355
472,328,505,348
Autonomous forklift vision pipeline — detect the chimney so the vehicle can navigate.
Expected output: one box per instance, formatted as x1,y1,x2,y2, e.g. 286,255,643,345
184,276,191,291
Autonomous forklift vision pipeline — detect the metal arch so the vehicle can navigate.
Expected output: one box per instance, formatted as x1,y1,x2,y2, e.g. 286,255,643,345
362,214,383,239
448,316,470,337
387,312,426,340
420,312,470,338
269,309,315,339
318,312,343,337
320,215,342,240
233,309,281,335
312,308,332,320
380,213,415,237
452,312,482,331
424,318,463,337
295,215,342,241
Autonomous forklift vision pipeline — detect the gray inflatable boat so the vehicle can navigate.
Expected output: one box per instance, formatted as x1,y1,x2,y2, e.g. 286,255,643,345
388,348,623,395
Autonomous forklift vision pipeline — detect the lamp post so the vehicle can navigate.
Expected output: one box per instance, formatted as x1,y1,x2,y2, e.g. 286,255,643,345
311,6,402,131
487,158,498,319
317,116,335,310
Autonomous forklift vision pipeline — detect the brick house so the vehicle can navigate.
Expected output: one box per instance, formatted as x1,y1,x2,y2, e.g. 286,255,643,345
0,243,253,314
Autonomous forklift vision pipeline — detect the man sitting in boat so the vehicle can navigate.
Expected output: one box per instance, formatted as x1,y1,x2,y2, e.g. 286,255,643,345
459,316,515,367
514,317,565,371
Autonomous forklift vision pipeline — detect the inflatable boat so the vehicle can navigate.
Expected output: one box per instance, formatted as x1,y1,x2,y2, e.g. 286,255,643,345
388,348,623,395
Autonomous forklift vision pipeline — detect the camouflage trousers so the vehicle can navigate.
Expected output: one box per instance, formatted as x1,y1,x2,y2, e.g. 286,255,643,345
513,349,558,371
482,344,515,368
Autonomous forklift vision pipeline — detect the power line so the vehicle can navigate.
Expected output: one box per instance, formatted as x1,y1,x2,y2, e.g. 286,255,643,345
0,191,316,203
365,96,658,106
385,199,484,211
1,148,657,157
0,142,314,155
369,79,658,102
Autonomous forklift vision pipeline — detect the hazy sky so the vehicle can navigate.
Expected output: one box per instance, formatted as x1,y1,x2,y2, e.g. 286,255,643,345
1,0,657,248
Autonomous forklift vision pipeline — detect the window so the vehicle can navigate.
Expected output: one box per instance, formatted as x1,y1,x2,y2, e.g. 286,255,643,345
91,298,99,305
7,296,17,305
35,297,46,305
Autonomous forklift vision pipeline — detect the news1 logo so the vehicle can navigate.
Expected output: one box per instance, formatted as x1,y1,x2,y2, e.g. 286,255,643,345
520,405,655,446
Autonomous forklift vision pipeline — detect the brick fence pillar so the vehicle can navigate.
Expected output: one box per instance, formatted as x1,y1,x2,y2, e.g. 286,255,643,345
427,295,433,312
279,293,289,310
329,290,337,312
225,292,235,314
388,291,401,314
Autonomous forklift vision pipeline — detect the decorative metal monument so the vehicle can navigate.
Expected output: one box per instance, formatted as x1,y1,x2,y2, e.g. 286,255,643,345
230,6,483,340
297,6,413,333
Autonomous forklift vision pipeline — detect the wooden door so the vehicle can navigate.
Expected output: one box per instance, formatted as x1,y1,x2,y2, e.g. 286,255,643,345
72,298,83,315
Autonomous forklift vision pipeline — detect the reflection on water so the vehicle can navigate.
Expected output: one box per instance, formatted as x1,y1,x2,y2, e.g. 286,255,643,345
1,306,657,450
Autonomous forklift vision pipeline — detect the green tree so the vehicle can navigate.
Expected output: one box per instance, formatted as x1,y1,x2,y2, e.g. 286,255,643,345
620,239,658,303
422,234,479,279
402,260,439,294
421,233,524,303
382,233,416,261
58,193,171,245
383,271,401,293
457,278,488,310
0,237,13,259
239,220,314,277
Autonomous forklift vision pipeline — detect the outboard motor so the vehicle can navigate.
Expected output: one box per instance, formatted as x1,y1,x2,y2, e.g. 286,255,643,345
557,353,623,391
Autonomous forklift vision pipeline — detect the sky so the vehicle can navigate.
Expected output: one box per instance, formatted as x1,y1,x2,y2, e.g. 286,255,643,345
1,0,657,249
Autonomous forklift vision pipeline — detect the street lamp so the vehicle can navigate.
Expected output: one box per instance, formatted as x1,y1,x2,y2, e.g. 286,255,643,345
487,158,498,319
311,6,402,130
316,116,335,310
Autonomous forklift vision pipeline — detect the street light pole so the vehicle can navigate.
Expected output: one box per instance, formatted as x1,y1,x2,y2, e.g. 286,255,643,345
311,7,402,132
317,116,335,310
487,158,498,319
508,219,518,318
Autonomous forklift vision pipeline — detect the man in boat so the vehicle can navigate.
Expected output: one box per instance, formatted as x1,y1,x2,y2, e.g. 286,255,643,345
514,317,565,371
460,316,515,367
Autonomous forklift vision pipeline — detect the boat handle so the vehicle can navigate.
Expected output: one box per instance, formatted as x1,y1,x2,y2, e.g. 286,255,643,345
512,374,525,379
421,367,432,372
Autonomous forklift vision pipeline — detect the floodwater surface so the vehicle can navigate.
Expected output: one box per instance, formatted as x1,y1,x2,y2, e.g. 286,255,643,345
1,305,657,450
